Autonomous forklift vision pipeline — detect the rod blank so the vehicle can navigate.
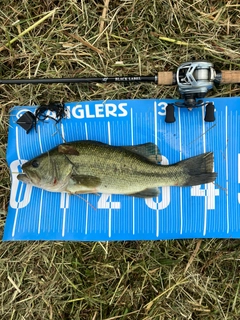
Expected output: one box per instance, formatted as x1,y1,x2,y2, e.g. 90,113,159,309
0,76,157,85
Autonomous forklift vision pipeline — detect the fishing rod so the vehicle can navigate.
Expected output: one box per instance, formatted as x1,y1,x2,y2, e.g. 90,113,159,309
2,61,240,86
5,61,240,127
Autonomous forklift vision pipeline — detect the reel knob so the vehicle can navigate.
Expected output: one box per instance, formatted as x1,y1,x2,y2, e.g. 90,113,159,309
165,104,176,123
204,102,215,122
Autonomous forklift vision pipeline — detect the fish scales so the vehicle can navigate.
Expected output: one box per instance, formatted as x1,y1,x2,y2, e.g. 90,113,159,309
17,140,217,198
64,143,184,190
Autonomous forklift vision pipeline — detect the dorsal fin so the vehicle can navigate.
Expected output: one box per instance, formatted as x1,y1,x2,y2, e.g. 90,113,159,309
58,144,80,155
122,143,162,164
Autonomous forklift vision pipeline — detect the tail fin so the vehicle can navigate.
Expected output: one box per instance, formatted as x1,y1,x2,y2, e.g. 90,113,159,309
178,152,217,186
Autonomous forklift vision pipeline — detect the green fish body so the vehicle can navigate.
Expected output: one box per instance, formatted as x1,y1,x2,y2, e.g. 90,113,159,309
17,140,217,198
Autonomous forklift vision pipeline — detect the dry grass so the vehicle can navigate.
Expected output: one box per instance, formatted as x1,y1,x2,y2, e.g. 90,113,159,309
1,0,240,319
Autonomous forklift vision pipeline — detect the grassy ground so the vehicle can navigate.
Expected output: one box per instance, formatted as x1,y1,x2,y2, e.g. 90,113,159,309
1,0,240,319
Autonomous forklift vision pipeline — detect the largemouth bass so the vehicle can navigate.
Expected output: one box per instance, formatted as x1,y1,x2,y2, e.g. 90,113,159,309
17,140,217,198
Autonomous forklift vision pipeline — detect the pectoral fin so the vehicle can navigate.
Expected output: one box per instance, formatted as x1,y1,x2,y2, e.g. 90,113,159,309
122,143,162,164
127,187,160,198
71,175,101,188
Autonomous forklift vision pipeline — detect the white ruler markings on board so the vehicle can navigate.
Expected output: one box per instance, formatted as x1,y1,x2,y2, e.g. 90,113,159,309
61,193,70,237
60,124,68,237
154,102,159,237
178,108,183,234
226,106,229,233
38,190,44,234
12,126,21,237
85,122,89,140
189,107,219,235
130,108,135,235
108,121,112,238
202,107,208,236
12,184,23,237
38,125,43,153
16,126,21,162
85,123,89,234
85,196,89,235
201,108,220,233
61,123,65,142
62,199,67,237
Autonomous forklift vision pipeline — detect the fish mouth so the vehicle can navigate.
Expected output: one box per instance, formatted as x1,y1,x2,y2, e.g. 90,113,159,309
17,168,41,185
17,173,32,183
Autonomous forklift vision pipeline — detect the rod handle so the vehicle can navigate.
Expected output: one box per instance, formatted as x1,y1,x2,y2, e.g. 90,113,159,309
220,70,240,84
157,71,175,85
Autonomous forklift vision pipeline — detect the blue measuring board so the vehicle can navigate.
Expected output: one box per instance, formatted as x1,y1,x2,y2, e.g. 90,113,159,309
4,98,240,241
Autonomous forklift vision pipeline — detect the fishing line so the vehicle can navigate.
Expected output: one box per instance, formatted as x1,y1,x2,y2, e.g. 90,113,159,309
16,102,67,133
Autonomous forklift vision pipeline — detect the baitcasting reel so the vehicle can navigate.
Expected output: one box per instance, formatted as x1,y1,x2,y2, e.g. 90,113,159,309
165,61,220,123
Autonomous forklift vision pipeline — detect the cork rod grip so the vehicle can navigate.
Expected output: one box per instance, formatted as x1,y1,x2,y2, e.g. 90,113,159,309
157,71,175,85
221,70,240,84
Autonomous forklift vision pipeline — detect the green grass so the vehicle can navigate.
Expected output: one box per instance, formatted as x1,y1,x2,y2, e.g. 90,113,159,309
1,1,240,319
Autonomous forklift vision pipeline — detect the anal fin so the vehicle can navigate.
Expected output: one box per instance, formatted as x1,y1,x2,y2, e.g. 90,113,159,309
127,187,160,198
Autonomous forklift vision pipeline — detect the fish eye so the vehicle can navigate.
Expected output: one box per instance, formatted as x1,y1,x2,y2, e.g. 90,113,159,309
31,160,39,168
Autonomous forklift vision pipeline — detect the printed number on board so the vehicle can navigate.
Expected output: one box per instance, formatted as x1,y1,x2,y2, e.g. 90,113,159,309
191,184,219,210
155,101,168,116
97,194,121,209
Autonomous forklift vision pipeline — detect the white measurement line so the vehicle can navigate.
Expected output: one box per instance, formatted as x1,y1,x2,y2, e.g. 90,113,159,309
85,123,89,234
85,122,88,140
62,212,66,237
131,108,134,146
62,203,66,237
16,126,21,161
108,121,111,144
12,211,18,237
131,108,135,235
61,193,69,237
66,194,69,220
108,206,112,238
108,121,112,238
154,102,159,237
202,107,207,236
178,108,183,234
226,106,229,233
12,127,21,237
85,195,89,234
38,190,43,234
38,126,43,153
61,123,65,142
12,183,23,237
